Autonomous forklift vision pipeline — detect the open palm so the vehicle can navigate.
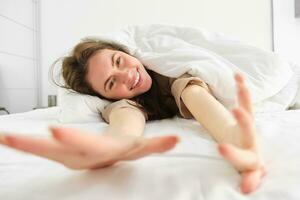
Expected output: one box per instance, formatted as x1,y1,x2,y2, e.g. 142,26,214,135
218,73,266,194
0,127,178,170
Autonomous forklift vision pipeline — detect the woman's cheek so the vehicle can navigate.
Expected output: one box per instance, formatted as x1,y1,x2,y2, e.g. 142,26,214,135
117,89,131,98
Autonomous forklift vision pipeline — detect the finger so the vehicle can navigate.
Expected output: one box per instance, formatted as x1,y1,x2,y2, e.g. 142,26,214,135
240,169,264,194
235,73,253,116
145,135,179,153
0,134,75,163
123,135,179,161
50,127,99,147
50,127,133,154
232,107,256,148
218,143,259,171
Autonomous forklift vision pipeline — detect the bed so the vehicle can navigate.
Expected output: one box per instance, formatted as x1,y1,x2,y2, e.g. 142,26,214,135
0,105,300,200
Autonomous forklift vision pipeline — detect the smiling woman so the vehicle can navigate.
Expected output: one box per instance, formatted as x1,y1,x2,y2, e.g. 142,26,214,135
85,49,152,100
52,38,181,121
4,19,293,194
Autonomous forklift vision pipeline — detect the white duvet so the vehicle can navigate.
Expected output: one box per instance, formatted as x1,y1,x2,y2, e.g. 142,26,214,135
57,24,300,124
0,107,300,200
97,24,294,111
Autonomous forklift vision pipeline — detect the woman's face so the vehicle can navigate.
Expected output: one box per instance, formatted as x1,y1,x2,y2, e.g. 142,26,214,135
86,49,152,100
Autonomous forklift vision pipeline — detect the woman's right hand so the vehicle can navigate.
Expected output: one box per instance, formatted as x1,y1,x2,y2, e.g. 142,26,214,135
0,127,179,170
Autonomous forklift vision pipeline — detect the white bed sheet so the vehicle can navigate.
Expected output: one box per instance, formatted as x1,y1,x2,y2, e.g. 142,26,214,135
0,107,300,200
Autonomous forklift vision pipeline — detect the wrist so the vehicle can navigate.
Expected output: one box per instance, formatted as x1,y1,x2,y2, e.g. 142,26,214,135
103,126,143,137
223,123,243,147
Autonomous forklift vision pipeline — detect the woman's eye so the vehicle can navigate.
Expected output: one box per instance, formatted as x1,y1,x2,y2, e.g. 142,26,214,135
109,78,115,90
109,82,114,89
116,57,121,66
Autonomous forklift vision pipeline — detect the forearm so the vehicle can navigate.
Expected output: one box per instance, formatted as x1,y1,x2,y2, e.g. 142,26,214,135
181,85,239,144
103,107,145,137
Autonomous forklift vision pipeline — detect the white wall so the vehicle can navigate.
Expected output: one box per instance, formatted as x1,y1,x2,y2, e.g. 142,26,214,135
273,0,300,65
0,0,38,114
40,0,272,106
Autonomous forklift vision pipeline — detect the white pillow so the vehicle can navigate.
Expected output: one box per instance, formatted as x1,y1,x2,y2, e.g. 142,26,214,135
57,88,110,123
288,62,300,109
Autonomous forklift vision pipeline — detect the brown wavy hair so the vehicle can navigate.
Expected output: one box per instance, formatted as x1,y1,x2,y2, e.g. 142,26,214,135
51,38,179,121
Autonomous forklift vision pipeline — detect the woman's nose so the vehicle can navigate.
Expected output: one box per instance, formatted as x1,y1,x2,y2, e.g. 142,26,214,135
116,69,134,84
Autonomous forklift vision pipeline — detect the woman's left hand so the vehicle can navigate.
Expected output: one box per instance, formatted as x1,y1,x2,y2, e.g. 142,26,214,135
218,73,266,194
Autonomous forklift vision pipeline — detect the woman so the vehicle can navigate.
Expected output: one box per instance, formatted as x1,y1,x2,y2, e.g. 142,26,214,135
0,39,265,194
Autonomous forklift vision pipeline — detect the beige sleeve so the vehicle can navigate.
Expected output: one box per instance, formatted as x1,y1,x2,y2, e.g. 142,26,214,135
171,75,212,119
101,99,148,123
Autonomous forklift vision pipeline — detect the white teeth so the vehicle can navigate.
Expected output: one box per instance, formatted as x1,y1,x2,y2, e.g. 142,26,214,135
132,72,140,89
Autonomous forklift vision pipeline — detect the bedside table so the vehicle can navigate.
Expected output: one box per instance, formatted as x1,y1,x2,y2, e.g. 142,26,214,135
0,107,10,114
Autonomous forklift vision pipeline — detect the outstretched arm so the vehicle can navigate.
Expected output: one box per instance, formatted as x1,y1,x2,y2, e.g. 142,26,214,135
105,106,146,137
181,73,266,194
0,107,178,170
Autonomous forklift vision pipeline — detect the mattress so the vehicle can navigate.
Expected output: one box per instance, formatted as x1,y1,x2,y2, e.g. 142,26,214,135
0,107,300,200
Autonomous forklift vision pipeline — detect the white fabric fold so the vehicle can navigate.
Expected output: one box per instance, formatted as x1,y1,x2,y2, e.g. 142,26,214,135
97,24,294,111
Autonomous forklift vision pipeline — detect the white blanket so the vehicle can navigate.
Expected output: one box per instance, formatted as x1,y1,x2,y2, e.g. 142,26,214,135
1,107,300,199
97,24,294,111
